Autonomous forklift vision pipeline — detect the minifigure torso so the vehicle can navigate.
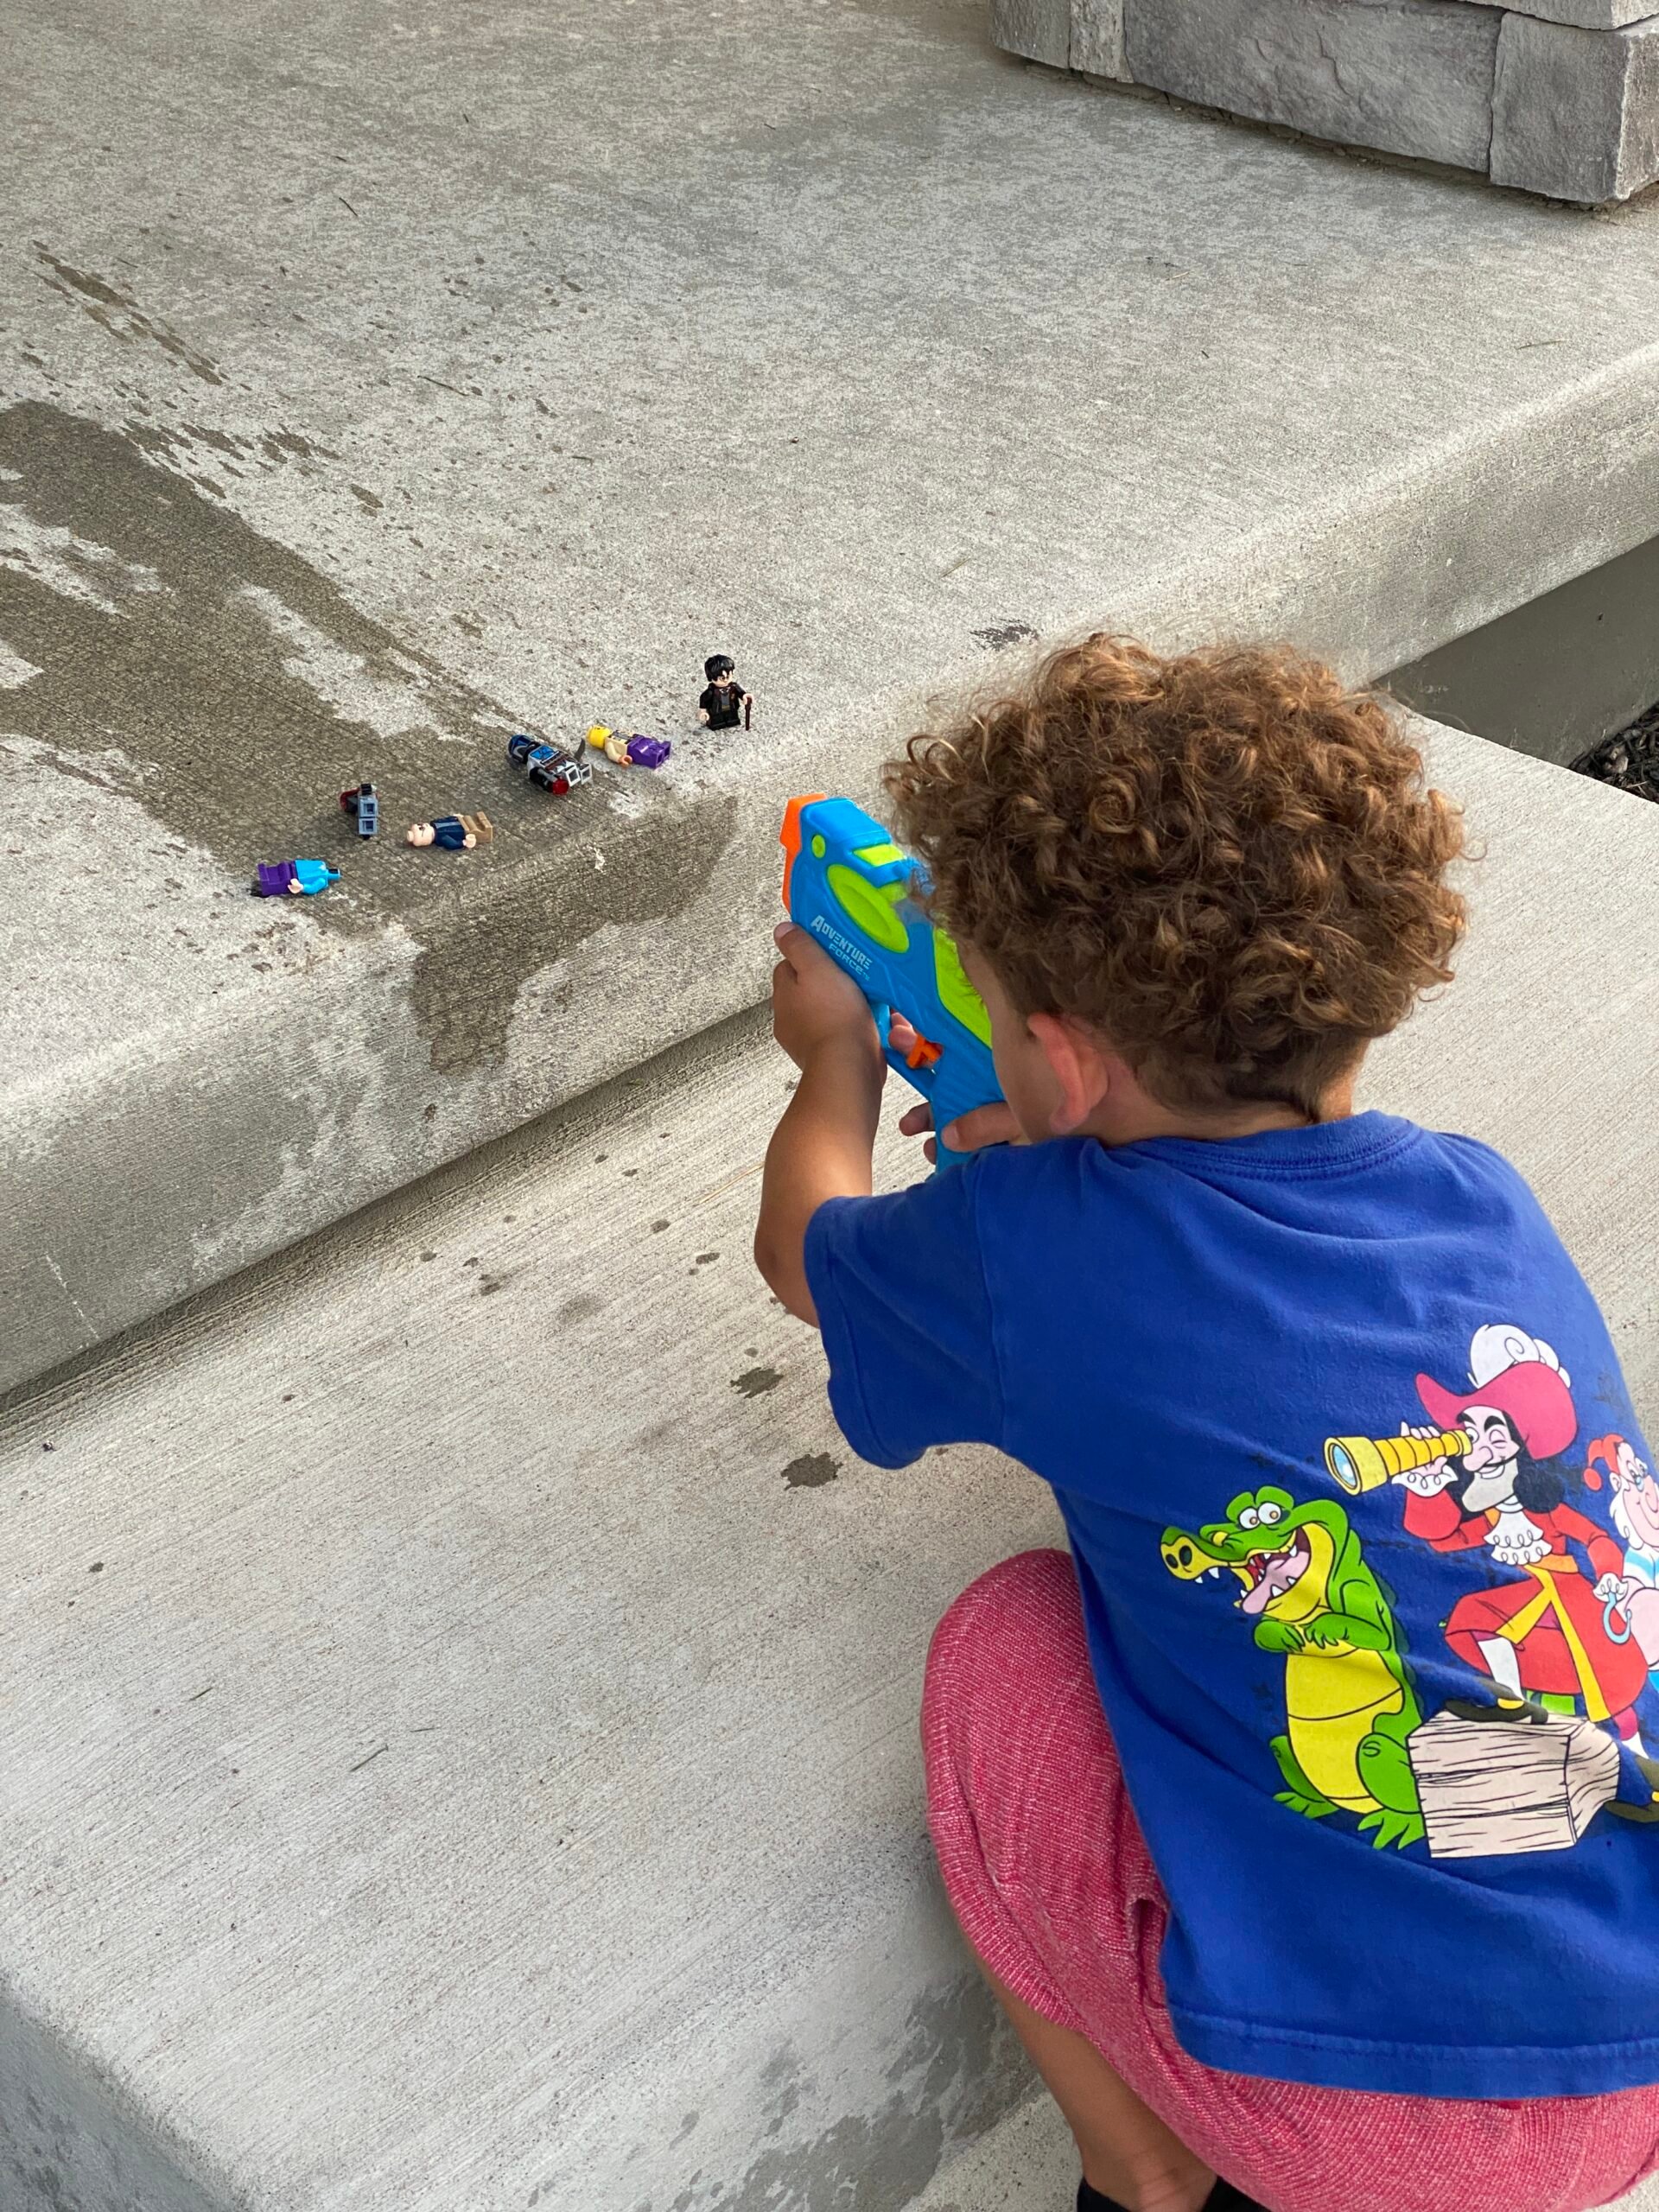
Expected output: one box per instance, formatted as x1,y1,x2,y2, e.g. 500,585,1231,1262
699,682,746,731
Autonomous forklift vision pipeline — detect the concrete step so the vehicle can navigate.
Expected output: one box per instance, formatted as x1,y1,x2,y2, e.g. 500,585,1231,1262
3,717,1657,2210
908,2094,1077,2210
9,0,1659,1395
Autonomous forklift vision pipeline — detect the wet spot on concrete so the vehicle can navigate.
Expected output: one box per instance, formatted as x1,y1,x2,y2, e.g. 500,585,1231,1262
33,245,226,384
348,483,383,512
556,1292,603,1324
0,402,741,1073
650,1219,670,1234
781,1452,838,1489
179,422,246,459
675,1974,1017,2212
971,620,1037,651
731,1367,782,1398
263,427,340,461
477,1274,510,1297
419,1252,437,1262
694,1251,718,1266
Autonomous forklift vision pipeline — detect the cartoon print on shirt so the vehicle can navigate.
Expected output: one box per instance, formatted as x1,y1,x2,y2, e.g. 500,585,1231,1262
1379,1325,1649,1754
1590,1433,1659,1685
1161,1490,1426,1851
1316,1321,1659,1856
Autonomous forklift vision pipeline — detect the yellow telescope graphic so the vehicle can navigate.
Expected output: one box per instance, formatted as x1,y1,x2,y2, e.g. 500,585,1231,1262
1323,1427,1471,1496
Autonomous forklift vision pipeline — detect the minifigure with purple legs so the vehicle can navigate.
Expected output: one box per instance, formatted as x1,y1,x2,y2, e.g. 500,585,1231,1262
252,859,341,897
588,726,671,770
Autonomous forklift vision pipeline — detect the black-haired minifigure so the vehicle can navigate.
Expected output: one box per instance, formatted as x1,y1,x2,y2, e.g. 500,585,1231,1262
698,654,752,732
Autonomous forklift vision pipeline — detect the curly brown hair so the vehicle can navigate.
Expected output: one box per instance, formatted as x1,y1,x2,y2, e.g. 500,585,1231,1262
885,636,1466,1120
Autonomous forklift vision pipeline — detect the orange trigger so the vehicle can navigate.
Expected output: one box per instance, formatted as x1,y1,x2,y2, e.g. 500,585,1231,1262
906,1034,944,1071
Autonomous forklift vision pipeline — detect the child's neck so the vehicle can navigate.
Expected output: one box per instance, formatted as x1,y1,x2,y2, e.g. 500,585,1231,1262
1084,1069,1359,1148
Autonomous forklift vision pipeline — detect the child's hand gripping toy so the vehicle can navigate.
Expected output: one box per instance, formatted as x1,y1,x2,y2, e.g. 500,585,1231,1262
780,795,1004,1169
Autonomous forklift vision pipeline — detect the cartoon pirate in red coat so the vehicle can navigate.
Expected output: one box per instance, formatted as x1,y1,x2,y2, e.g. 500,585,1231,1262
1394,1325,1648,1750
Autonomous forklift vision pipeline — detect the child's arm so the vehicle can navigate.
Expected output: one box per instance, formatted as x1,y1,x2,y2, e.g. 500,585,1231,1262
754,923,887,1326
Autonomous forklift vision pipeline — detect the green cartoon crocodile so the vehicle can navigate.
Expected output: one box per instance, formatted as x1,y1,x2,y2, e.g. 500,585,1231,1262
1161,1487,1425,1851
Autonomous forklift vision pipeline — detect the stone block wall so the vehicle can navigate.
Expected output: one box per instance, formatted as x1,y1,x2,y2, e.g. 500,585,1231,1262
990,0,1659,200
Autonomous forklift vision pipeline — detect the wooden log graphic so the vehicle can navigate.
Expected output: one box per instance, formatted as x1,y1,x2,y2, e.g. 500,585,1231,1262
1408,1709,1622,1859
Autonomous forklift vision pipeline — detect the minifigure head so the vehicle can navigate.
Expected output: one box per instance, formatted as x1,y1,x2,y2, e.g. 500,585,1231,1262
705,653,735,684
405,822,435,848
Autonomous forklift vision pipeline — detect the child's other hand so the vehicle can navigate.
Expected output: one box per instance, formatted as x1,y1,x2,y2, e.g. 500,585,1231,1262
771,923,882,1072
897,1095,1023,1166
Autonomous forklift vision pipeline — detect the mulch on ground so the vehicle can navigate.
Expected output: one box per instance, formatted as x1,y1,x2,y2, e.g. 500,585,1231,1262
1571,702,1659,803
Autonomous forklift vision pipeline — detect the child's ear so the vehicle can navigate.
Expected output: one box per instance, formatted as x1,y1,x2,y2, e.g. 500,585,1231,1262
1027,1012,1112,1135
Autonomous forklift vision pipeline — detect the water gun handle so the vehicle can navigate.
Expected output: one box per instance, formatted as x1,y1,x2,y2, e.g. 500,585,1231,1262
780,793,1004,1173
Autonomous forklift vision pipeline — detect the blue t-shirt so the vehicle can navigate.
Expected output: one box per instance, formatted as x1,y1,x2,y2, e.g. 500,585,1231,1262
804,1114,1659,2098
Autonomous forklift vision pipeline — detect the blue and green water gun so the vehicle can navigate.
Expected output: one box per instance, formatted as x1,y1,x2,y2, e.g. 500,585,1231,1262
780,795,1004,1168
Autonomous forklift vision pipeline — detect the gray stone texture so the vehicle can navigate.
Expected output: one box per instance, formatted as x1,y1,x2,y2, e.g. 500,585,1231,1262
1492,10,1659,198
1124,0,1500,170
1467,0,1654,31
989,0,1071,64
1071,0,1132,80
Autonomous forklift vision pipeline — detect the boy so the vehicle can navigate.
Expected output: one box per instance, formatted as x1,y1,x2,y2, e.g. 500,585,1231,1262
753,638,1659,2212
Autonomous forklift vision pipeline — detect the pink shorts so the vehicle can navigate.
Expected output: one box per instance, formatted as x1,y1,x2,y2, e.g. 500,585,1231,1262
921,1549,1659,2212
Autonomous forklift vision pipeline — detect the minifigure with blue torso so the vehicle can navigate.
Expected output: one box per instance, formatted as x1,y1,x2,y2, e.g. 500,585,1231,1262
252,859,340,897
406,813,493,851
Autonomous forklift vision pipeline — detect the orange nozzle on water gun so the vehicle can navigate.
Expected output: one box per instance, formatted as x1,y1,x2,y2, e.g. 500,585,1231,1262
779,792,827,917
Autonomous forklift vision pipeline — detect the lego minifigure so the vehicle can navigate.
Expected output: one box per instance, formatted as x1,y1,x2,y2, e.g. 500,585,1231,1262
507,734,594,795
405,813,493,851
340,781,378,837
587,726,672,770
252,860,341,897
697,654,752,732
